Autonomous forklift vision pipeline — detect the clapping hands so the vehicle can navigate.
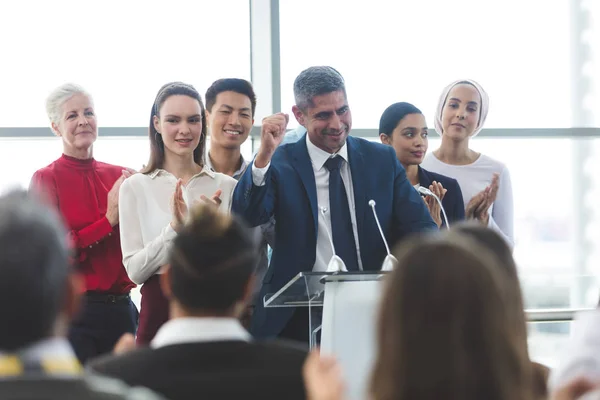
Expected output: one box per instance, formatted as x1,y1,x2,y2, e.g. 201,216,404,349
465,173,499,225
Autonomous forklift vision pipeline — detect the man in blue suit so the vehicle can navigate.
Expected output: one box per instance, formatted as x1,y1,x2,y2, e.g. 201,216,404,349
232,66,437,342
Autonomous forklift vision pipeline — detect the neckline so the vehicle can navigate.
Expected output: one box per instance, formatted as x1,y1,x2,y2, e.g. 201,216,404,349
431,151,482,167
59,154,96,170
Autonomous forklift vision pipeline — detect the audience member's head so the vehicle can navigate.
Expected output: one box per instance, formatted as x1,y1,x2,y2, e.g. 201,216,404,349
435,79,489,139
378,102,428,169
160,202,258,318
370,232,533,400
292,66,350,154
453,222,548,398
0,190,80,351
205,78,256,151
453,223,524,329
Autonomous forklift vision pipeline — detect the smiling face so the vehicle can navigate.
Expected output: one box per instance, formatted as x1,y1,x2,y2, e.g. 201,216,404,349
441,83,482,141
52,93,97,152
292,90,351,154
206,91,254,150
153,94,203,159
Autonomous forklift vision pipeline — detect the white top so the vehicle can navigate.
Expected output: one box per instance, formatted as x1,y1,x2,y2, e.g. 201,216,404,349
151,317,250,348
118,167,238,285
421,152,514,246
252,135,363,271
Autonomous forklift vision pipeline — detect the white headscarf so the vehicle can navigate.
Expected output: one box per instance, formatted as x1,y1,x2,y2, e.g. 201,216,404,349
434,79,489,138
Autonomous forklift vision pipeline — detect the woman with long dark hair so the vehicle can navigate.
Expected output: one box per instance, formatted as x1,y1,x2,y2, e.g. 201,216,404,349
118,82,237,344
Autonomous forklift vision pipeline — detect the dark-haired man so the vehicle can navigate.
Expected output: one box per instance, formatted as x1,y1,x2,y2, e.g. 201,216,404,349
89,203,307,400
232,66,437,342
204,78,275,324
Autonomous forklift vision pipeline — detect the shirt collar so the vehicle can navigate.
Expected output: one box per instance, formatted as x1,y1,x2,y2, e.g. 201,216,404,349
205,151,248,180
148,165,216,180
305,134,349,171
151,317,251,348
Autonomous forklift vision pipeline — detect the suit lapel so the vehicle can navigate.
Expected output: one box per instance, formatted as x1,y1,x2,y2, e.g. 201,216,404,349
289,135,319,234
347,137,367,257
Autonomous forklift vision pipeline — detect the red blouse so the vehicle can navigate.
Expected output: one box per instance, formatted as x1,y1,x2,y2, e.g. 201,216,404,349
30,154,135,294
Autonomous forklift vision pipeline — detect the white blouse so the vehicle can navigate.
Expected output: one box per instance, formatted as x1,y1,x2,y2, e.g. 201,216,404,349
118,167,238,285
421,152,514,247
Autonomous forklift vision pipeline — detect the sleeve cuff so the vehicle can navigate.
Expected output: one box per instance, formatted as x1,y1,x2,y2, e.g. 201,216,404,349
163,222,178,241
76,217,115,249
252,160,270,187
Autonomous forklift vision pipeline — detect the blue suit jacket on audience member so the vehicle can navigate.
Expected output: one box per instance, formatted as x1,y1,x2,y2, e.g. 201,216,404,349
232,134,437,339
417,166,465,227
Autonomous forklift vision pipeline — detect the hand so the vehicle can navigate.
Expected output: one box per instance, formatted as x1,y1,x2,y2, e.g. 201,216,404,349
200,189,223,208
465,190,486,220
303,350,345,400
113,333,136,355
255,113,289,168
551,376,599,400
106,170,133,227
170,179,188,232
422,181,447,227
467,173,500,225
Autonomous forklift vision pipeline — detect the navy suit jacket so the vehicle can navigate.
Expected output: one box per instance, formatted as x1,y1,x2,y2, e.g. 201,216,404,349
232,135,437,338
417,166,465,227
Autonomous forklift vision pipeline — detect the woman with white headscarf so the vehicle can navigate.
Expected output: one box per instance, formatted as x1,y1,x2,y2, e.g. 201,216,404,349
421,79,514,246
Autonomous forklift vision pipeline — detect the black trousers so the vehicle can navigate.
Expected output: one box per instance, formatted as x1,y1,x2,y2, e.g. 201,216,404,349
68,293,138,364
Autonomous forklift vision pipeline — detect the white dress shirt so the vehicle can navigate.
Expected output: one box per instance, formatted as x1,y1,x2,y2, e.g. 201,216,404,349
151,317,251,348
119,167,238,285
252,135,363,271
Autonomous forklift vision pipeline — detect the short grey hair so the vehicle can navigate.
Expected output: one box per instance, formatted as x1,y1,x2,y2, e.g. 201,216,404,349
46,83,93,125
293,66,346,110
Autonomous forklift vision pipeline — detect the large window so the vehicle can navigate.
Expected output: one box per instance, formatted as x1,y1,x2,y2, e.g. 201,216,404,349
0,0,251,127
280,0,571,129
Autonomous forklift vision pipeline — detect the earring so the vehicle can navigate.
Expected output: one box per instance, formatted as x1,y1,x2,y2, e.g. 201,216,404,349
155,132,162,143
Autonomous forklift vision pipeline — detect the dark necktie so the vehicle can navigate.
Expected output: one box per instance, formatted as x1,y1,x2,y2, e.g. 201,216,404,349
324,156,359,271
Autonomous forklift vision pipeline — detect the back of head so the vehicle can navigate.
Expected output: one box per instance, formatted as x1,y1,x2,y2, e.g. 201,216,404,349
452,223,542,396
293,66,346,110
0,190,69,351
205,78,257,117
168,203,258,314
378,102,422,136
370,233,532,400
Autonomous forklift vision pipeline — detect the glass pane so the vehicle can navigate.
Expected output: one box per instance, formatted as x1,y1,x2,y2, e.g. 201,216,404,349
280,0,570,129
0,0,250,127
528,321,571,369
585,0,600,126
425,136,597,309
0,137,152,192
264,271,388,307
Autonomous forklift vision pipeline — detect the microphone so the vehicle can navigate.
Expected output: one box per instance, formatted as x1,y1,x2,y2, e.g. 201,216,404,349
320,207,347,273
368,200,398,272
417,186,434,197
416,185,450,230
